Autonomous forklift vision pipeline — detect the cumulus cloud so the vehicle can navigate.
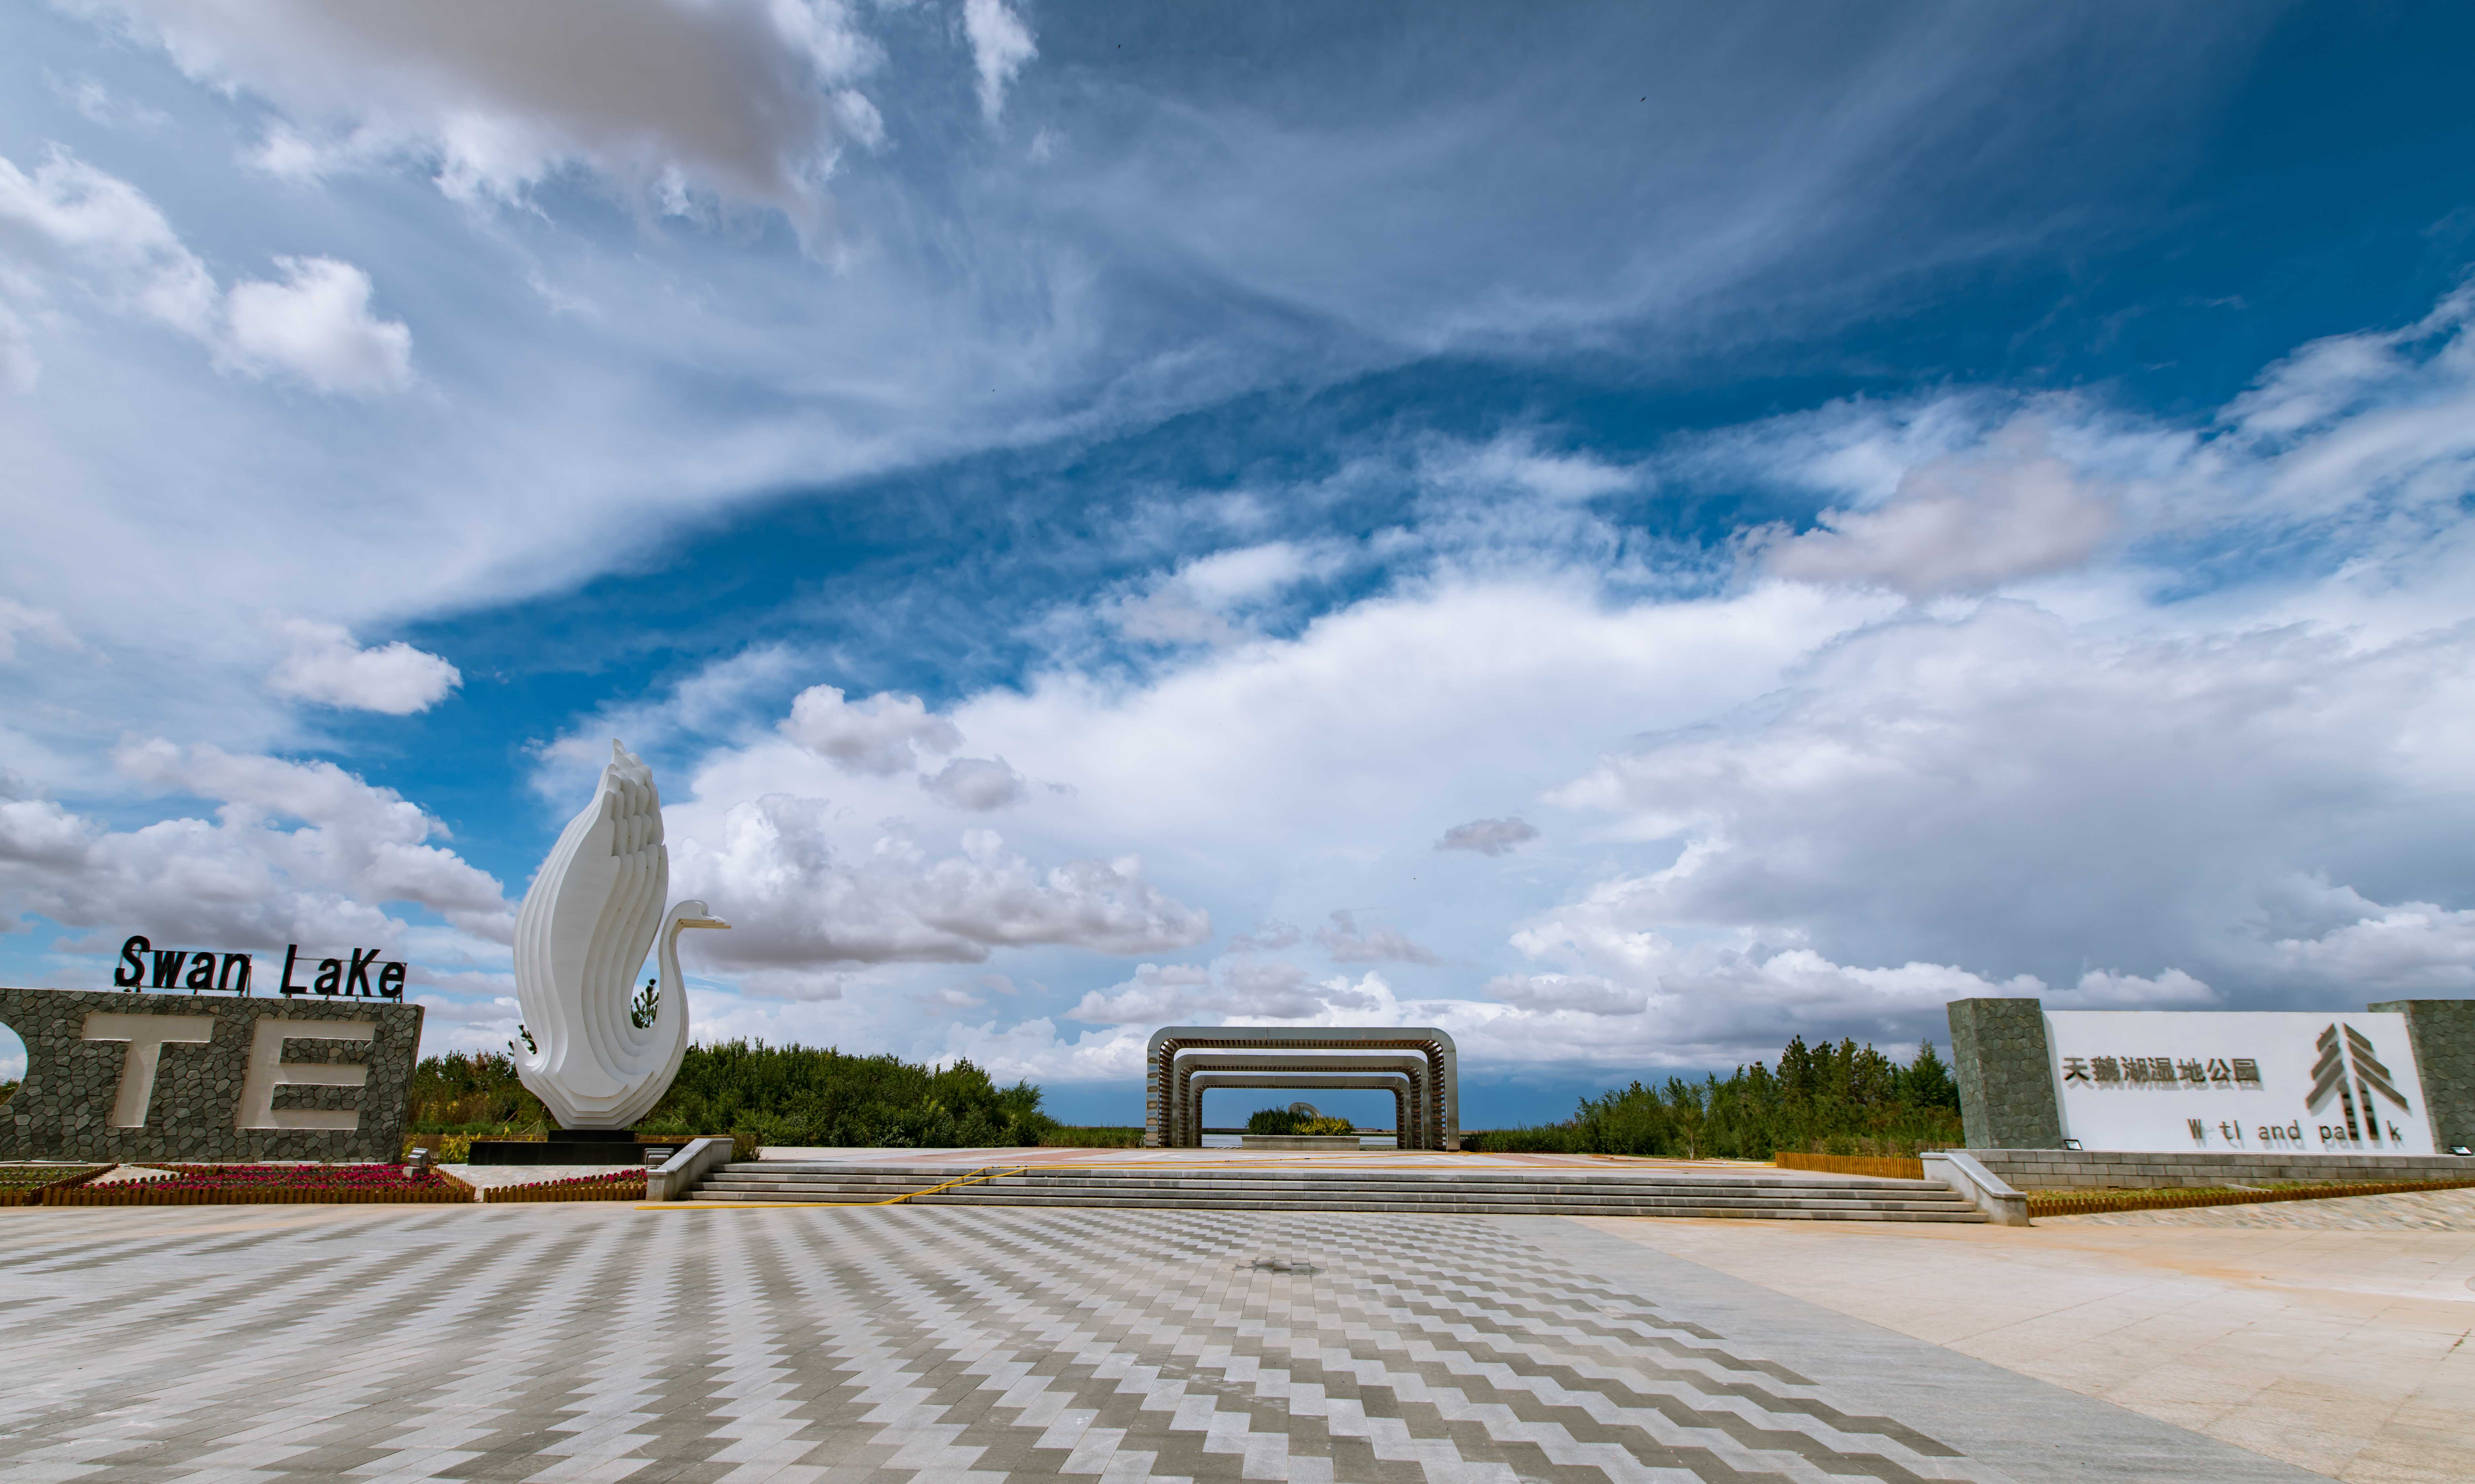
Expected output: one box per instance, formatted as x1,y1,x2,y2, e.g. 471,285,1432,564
265,620,461,714
90,0,885,236
0,740,511,951
1762,433,2118,597
0,146,216,336
781,685,962,775
0,147,412,393
2263,901,2475,994
1539,597,2475,996
1067,958,1378,1026
962,0,1036,123
1313,909,1441,966
922,755,1025,811
1437,816,1537,856
219,257,413,395
670,799,1209,981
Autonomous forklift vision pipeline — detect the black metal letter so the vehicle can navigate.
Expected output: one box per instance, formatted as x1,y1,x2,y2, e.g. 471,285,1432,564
280,944,308,995
116,935,149,987
377,961,406,999
346,947,380,996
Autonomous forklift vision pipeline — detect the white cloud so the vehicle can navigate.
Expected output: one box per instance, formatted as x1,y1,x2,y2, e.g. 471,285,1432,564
1538,597,2475,997
0,146,216,336
1437,816,1537,856
1422,435,1636,504
962,0,1036,124
1067,958,1375,1026
1484,972,1642,1016
0,740,511,951
1313,909,1441,966
1113,542,1325,646
668,798,1210,982
90,0,885,237
219,257,413,395
922,755,1026,811
1762,429,2118,597
780,685,963,775
0,149,412,394
2264,901,2475,994
265,620,460,714
0,601,81,663
0,301,40,392
1226,921,1302,953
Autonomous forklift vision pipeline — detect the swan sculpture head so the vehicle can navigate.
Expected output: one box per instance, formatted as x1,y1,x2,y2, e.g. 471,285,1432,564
511,741,729,1129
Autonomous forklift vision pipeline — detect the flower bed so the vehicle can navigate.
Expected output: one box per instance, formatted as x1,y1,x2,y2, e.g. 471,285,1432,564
482,1170,647,1203
0,1165,109,1206
44,1163,475,1206
2029,1176,2475,1218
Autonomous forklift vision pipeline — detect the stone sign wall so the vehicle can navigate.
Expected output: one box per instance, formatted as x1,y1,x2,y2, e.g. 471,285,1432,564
0,986,422,1162
1949,995,2473,1157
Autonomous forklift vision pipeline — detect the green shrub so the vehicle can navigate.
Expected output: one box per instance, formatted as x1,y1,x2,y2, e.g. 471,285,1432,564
1460,1125,1582,1153
407,1050,546,1135
407,1041,1055,1148
1296,1115,1355,1136
634,1041,1054,1148
1246,1107,1302,1135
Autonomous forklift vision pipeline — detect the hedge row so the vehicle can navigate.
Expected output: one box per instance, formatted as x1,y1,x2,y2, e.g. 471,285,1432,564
1773,1152,1928,1181
481,1175,645,1203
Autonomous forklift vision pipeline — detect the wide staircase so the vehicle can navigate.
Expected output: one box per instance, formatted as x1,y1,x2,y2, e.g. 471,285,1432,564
686,1161,1988,1221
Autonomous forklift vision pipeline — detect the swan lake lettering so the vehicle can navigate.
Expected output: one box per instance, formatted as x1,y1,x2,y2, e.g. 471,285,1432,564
114,934,405,999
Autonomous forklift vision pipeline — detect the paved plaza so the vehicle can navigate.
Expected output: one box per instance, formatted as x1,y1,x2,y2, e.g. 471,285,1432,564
0,1200,2328,1484
1589,1197,2475,1483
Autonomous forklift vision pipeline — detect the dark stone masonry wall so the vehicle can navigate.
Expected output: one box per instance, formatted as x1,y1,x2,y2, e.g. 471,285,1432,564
1968,1148,2475,1190
2370,999,2475,1152
1946,997,2064,1149
0,986,421,1162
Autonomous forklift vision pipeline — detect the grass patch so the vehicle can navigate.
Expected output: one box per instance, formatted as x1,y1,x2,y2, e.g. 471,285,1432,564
1038,1126,1143,1148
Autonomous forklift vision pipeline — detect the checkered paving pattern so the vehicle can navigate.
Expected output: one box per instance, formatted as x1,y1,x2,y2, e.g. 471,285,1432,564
0,1205,1997,1483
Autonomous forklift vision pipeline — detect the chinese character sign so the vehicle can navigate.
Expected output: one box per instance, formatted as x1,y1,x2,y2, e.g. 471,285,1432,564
2043,1010,2433,1154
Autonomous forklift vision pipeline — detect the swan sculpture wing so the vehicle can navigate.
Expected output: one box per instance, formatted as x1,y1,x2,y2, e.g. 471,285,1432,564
513,740,728,1129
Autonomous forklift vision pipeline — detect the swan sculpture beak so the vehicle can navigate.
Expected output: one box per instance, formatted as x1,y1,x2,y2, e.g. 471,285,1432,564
678,915,732,931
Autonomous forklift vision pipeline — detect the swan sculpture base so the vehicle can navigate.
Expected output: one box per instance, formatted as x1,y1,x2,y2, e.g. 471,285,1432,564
467,1129,666,1165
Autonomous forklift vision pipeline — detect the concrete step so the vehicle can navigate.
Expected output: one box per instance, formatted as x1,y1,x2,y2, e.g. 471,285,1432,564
681,1163,1987,1221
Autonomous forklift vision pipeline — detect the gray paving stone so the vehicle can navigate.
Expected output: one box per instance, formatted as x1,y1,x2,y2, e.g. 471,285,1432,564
0,1205,2321,1483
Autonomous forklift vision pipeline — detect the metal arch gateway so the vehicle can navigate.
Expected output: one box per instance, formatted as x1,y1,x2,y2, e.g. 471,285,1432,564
1144,1025,1459,1149
1183,1074,1417,1144
1169,1053,1435,1149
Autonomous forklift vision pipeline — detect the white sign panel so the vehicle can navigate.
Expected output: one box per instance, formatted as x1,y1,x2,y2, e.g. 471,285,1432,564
2044,1010,2432,1155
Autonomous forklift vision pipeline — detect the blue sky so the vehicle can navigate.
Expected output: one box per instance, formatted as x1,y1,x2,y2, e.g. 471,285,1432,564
4,2,2475,1128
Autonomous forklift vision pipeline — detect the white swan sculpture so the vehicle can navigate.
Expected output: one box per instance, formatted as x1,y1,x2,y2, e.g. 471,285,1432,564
512,741,728,1130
